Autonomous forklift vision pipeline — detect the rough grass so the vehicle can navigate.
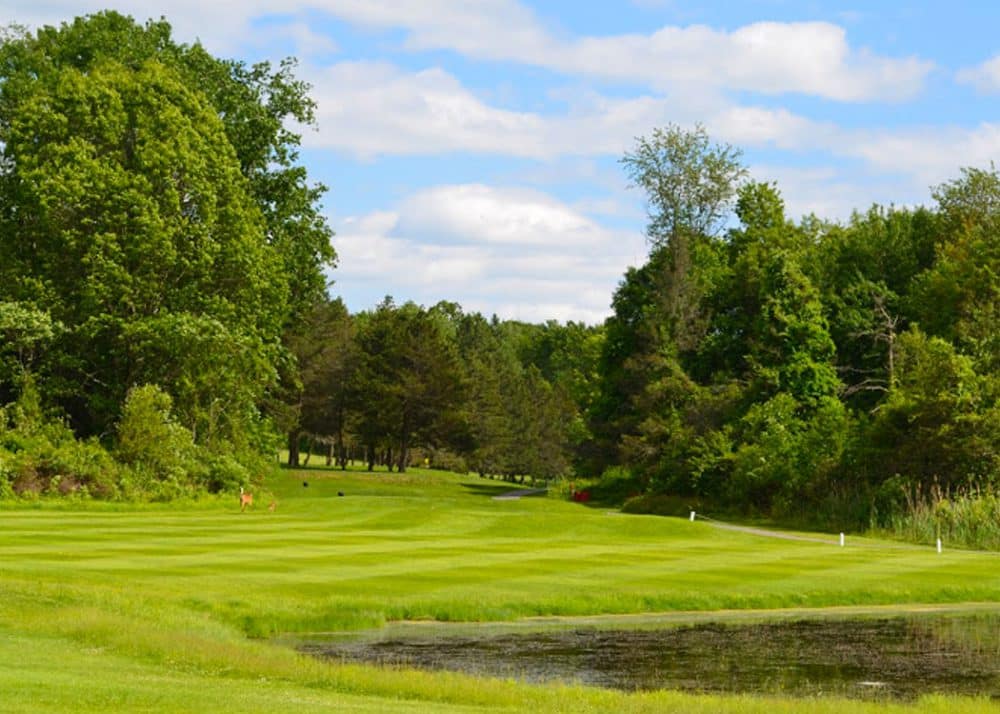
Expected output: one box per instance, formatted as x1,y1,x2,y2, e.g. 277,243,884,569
2,465,999,713
881,490,1000,551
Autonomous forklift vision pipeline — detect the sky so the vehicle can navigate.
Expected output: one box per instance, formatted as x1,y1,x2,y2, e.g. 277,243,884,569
5,2,1000,324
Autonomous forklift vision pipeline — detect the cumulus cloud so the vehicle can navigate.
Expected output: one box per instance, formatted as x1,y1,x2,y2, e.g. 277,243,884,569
956,55,1000,94
331,184,646,323
307,5,932,102
302,57,997,190
846,123,1000,185
3,0,932,102
303,61,548,158
395,184,613,247
549,22,931,102
303,60,733,160
302,62,720,159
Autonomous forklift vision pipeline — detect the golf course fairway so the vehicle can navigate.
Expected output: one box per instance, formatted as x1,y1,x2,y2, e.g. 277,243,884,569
2,467,998,713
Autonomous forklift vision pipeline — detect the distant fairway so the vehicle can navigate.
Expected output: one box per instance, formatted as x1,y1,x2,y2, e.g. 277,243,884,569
2,467,999,713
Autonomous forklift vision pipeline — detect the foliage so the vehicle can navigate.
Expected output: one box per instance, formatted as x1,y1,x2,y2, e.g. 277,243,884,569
621,122,748,245
3,15,1000,534
115,384,197,497
0,378,119,499
590,126,1000,531
0,12,333,502
0,302,61,392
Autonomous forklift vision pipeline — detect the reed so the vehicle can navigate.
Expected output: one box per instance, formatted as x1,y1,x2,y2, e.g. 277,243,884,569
882,486,1000,551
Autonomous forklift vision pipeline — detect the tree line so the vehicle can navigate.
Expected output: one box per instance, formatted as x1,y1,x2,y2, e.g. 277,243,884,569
282,297,597,481
588,125,1000,530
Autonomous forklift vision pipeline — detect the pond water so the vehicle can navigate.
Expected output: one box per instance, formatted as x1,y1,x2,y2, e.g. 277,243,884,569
299,611,1000,700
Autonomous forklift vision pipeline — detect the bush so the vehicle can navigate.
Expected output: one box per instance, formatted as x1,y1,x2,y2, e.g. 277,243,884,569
621,492,702,517
200,453,250,494
115,384,198,495
0,382,120,499
0,450,13,500
423,448,468,474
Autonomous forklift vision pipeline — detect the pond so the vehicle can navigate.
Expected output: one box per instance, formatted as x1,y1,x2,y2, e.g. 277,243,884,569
298,610,1000,700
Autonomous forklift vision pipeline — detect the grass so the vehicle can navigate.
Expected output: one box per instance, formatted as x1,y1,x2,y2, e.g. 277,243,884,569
879,489,1000,551
2,465,999,712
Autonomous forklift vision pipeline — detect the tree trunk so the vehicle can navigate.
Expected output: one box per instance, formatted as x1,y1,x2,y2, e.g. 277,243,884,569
302,435,312,467
336,417,346,469
287,430,301,467
398,446,408,472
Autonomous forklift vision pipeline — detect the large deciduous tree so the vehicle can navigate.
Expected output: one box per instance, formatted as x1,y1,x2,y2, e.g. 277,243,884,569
0,13,334,445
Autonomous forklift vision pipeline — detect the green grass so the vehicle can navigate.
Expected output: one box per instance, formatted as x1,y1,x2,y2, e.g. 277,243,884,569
2,466,999,712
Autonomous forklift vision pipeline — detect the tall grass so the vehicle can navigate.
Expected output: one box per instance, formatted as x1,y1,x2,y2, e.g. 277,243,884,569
882,488,1000,551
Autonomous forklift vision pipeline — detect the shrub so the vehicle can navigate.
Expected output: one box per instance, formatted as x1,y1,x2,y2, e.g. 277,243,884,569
200,453,249,494
0,449,13,500
115,384,198,495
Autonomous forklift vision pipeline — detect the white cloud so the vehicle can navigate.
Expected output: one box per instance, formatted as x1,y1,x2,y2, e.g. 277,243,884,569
303,61,708,160
266,21,339,56
301,62,724,160
308,5,932,102
331,183,646,322
396,184,612,247
3,1,932,102
550,22,931,102
956,55,1000,94
707,106,844,151
302,61,547,158
303,57,999,196
847,123,1000,185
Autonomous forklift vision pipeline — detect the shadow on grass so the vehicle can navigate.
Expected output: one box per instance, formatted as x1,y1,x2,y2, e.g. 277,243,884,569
459,481,520,498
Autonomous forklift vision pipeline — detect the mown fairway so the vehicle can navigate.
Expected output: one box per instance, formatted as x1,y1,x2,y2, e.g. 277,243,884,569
2,467,999,713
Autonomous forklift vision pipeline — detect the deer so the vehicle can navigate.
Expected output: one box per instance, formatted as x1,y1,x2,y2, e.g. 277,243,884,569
268,500,277,513
239,486,253,512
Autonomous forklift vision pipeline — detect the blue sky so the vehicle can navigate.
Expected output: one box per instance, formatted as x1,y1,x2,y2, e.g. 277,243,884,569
7,1,1000,323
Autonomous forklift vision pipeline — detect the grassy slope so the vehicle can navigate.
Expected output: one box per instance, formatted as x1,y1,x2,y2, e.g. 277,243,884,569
2,466,998,713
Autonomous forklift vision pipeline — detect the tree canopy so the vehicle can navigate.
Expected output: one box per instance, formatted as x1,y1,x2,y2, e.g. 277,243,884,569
591,127,1000,528
0,12,335,497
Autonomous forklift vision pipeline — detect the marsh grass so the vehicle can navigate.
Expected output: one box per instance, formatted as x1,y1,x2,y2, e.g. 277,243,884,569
882,488,1000,551
3,465,999,712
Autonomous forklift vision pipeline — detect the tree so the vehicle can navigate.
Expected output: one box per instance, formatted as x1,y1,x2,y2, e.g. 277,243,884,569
803,204,938,413
455,313,515,477
0,12,336,322
284,297,358,468
617,125,747,363
0,302,60,400
621,123,748,247
353,300,465,473
0,13,331,446
911,166,1000,373
749,253,840,405
871,328,1000,494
